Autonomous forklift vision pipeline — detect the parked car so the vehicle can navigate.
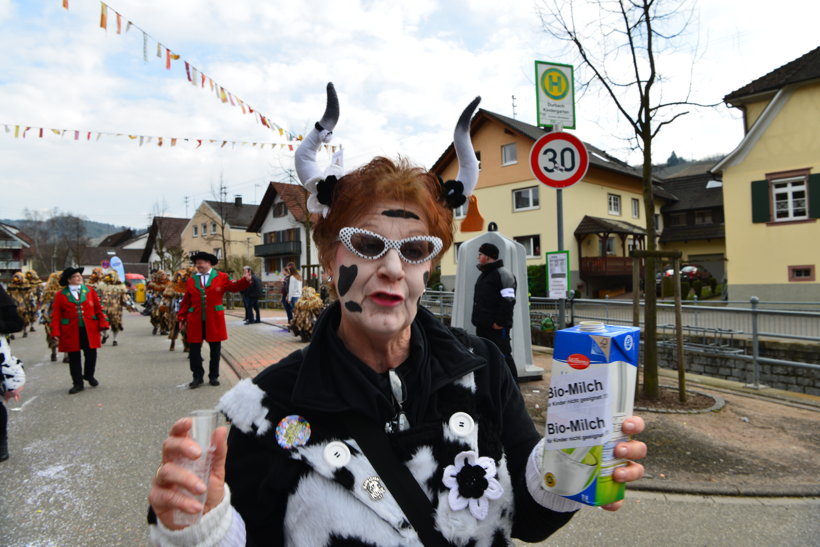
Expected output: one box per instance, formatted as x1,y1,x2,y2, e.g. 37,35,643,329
657,264,713,282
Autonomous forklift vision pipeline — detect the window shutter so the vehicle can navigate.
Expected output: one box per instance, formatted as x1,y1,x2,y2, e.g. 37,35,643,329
750,179,770,223
809,173,820,219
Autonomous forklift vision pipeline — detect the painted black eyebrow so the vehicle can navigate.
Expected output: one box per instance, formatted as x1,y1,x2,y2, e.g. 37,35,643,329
381,209,420,220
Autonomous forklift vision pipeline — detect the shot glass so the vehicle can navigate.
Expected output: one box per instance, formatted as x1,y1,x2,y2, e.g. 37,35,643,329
172,409,219,526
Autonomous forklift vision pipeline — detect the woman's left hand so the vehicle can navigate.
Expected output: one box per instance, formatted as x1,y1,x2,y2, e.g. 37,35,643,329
601,415,647,512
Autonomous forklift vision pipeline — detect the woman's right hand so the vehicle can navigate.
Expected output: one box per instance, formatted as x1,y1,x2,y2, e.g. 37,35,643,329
148,418,229,530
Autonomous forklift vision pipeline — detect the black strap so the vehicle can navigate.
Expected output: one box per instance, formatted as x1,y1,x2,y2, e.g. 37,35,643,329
346,413,449,547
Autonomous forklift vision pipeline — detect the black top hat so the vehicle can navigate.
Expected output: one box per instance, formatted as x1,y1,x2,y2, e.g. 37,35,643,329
59,267,85,286
190,251,219,266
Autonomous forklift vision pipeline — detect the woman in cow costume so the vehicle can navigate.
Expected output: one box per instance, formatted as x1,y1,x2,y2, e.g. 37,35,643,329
148,84,647,546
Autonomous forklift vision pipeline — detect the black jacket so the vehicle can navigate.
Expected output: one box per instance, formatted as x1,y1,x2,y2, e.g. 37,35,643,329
0,285,24,334
471,260,517,330
241,273,263,298
218,301,573,545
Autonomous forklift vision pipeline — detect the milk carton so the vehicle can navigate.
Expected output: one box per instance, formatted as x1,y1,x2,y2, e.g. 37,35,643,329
541,321,640,506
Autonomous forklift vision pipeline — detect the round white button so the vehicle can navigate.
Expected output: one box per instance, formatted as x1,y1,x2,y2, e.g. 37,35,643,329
323,441,351,468
448,412,475,437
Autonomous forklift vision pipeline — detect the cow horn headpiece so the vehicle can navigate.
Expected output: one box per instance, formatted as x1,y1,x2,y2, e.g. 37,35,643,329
294,82,481,218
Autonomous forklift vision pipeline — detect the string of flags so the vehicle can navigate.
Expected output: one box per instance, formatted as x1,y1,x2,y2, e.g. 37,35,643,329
60,0,297,141
1,123,339,153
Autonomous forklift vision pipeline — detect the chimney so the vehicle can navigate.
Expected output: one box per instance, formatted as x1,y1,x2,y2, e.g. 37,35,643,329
234,195,243,207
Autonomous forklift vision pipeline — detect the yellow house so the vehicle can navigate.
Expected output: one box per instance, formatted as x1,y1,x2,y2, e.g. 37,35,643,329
432,109,672,297
712,47,820,302
180,197,261,272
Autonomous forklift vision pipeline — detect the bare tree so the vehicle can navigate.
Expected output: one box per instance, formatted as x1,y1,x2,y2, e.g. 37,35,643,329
538,0,719,399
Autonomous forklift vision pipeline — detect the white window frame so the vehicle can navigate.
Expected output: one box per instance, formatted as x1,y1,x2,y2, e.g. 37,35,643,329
514,235,541,258
453,242,462,264
454,202,467,219
201,223,207,237
608,194,621,216
211,222,218,234
631,198,640,219
772,176,808,222
513,186,540,212
192,225,198,237
501,143,518,166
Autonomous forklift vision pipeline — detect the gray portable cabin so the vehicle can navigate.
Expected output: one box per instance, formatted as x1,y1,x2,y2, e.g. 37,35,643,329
451,231,542,380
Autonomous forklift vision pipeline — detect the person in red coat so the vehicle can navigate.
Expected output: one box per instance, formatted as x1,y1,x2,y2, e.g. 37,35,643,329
51,267,110,394
178,252,251,388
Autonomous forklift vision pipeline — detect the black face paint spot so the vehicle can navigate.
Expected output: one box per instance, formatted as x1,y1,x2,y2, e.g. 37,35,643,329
381,209,420,220
344,301,362,313
337,264,357,297
423,271,429,286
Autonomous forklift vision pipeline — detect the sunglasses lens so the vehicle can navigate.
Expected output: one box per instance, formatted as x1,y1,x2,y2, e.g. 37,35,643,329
349,232,386,258
400,240,435,262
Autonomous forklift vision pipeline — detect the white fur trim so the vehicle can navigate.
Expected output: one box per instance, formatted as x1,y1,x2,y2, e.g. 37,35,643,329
217,379,271,436
149,484,245,547
526,439,585,513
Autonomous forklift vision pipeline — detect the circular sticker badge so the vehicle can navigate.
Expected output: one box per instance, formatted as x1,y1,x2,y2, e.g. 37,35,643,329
276,415,311,449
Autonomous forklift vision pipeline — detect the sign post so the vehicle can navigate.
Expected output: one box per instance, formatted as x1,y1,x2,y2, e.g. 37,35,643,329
530,131,589,329
535,61,575,129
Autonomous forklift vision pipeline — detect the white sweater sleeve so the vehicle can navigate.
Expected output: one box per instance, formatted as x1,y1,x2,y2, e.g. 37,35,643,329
525,438,586,513
149,484,246,547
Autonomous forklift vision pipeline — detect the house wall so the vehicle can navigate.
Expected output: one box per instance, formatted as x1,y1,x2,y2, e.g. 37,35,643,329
180,203,261,265
255,201,319,282
722,82,820,301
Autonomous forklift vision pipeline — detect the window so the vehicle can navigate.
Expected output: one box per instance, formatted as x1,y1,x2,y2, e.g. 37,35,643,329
694,210,713,225
514,235,541,258
631,198,640,219
773,178,808,221
192,225,198,237
454,202,466,219
201,223,207,236
211,222,218,234
788,265,815,282
513,186,539,211
214,248,222,258
752,170,819,223
655,214,661,231
598,236,615,256
608,194,621,216
453,242,462,263
273,201,288,218
501,143,518,166
668,213,687,227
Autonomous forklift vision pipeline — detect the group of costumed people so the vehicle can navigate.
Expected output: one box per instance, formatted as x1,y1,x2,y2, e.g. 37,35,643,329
142,267,198,352
147,83,647,546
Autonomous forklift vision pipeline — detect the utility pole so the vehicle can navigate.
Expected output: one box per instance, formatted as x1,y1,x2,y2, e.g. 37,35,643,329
184,196,189,217
511,95,518,119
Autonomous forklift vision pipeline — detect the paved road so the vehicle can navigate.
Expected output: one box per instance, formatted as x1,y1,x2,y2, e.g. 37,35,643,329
3,312,818,546
2,312,238,546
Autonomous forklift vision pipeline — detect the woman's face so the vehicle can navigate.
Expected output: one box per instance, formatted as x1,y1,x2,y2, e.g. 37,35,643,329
330,200,434,341
68,272,83,285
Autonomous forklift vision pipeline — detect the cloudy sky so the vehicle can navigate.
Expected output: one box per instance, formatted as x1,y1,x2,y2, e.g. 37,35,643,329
1,0,817,229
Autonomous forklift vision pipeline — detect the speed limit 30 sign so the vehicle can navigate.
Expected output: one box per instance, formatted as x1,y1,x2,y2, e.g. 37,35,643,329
529,131,589,188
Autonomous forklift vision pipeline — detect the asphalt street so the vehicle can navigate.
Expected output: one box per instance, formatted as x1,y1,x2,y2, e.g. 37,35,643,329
2,312,818,546
2,312,237,546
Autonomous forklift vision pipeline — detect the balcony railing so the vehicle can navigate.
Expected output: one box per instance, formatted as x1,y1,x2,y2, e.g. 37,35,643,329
0,260,22,270
579,256,634,277
254,241,301,257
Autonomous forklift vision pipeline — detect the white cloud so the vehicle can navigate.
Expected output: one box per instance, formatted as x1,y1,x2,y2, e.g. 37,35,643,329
1,0,817,228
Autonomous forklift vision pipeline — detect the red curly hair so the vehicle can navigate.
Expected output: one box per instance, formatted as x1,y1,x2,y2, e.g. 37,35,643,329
313,156,454,270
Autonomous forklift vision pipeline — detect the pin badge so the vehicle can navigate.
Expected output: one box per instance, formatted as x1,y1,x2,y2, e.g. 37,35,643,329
362,476,386,501
275,415,311,449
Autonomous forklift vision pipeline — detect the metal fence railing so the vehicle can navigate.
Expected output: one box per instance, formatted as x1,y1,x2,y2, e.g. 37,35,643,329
419,291,820,384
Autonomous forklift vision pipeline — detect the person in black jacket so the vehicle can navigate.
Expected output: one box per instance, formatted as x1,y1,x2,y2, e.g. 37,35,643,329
0,284,25,462
472,242,518,380
240,266,263,324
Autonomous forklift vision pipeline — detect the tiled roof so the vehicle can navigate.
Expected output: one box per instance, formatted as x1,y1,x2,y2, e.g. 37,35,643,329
573,215,645,237
247,182,312,232
203,200,259,229
659,224,725,243
724,46,820,104
99,229,135,247
658,173,723,212
141,216,189,262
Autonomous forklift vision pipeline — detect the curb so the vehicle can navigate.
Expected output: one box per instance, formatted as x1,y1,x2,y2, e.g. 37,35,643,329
631,479,820,498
